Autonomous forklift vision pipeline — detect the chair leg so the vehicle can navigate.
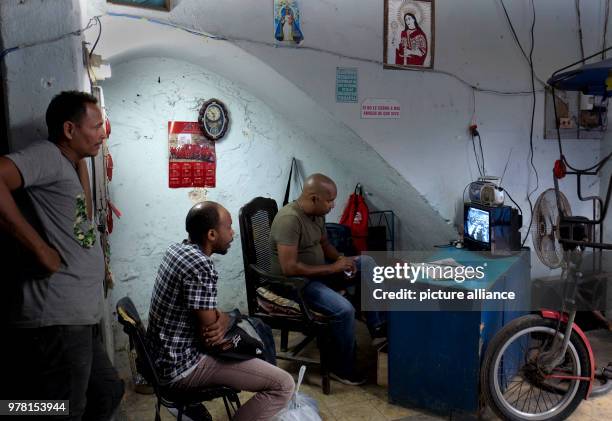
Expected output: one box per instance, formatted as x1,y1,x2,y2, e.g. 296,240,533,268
321,364,331,395
155,398,162,421
177,406,183,421
280,329,289,352
222,396,232,418
318,334,331,395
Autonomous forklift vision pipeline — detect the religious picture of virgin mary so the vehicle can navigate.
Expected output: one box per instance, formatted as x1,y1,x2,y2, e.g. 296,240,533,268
274,0,304,45
384,0,434,69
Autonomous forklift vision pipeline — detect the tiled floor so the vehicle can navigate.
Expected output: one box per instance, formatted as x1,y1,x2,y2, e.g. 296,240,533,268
115,323,612,420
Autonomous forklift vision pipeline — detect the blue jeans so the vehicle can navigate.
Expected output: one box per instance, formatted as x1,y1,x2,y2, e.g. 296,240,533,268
354,255,387,330
302,256,386,377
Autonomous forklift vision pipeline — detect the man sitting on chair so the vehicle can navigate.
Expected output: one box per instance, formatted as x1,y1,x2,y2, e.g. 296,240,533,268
147,201,294,421
270,173,386,386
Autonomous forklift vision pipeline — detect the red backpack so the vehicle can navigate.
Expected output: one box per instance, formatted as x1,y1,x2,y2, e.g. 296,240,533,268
339,184,369,252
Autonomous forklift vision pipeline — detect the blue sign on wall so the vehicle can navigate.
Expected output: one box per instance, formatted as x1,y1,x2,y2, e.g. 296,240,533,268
336,67,358,103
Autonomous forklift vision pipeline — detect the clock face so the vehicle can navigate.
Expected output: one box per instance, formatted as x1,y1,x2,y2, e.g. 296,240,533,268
198,99,229,141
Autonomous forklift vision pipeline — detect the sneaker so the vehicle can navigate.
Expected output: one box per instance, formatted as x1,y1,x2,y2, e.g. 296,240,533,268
330,371,367,386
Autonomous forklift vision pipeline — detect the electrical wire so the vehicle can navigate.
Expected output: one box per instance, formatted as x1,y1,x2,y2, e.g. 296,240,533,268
477,133,485,176
498,0,547,87
105,11,543,98
575,0,586,62
471,134,484,177
89,16,102,59
604,0,611,59
502,188,523,216
0,17,99,60
521,0,539,248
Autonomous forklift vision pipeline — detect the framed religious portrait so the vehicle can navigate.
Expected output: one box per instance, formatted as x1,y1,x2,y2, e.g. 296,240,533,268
108,0,171,12
274,0,304,45
384,0,435,70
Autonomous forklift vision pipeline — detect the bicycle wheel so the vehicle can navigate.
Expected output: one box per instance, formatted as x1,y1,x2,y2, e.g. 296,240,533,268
481,315,591,421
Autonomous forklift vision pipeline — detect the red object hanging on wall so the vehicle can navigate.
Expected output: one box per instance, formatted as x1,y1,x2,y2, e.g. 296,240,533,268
339,183,369,253
168,121,216,188
554,158,567,179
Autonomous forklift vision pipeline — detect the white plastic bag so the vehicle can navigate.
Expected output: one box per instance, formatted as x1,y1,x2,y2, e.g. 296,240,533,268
272,366,322,421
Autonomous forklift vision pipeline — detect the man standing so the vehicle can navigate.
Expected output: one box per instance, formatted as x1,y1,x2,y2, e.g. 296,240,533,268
0,91,124,420
147,202,294,421
270,173,386,385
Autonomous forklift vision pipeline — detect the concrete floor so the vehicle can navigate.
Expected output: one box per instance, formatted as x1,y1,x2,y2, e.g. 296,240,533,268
115,323,612,420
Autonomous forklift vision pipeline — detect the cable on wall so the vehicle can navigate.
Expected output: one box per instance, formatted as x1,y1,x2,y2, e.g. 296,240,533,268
105,11,543,98
603,0,610,59
498,0,547,87
0,17,100,60
522,0,539,247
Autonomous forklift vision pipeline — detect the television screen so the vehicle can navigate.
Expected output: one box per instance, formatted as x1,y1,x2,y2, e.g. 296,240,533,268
465,207,490,243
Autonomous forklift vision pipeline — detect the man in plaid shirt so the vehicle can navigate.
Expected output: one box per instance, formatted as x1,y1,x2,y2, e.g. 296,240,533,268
146,201,294,421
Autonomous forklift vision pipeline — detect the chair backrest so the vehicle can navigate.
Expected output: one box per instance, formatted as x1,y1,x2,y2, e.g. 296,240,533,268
239,197,278,315
116,296,161,389
325,223,357,256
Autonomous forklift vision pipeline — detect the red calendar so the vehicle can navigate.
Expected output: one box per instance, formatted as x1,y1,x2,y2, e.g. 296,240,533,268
168,121,216,188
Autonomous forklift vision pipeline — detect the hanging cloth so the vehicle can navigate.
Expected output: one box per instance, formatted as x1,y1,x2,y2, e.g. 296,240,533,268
339,183,369,252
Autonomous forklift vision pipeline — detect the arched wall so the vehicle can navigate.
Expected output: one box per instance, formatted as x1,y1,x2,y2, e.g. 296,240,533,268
94,16,454,323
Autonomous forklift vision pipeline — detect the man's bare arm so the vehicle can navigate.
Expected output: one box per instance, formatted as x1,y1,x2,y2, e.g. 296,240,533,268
193,309,231,346
277,243,353,277
0,157,60,273
320,234,342,261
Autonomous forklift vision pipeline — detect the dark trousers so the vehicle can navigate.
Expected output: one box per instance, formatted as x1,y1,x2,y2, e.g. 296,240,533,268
1,324,124,420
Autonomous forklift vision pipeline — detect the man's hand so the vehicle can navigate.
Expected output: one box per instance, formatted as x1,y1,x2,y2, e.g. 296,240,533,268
36,244,62,274
203,310,231,346
331,256,355,273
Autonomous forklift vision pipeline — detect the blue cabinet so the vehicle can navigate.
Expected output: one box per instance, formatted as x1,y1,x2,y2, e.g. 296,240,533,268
387,249,530,416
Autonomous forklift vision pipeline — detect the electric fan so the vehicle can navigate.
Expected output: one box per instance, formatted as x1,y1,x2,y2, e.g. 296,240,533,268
531,188,571,268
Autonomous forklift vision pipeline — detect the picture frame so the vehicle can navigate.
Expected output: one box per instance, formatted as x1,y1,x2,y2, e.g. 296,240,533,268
384,0,435,70
107,0,171,12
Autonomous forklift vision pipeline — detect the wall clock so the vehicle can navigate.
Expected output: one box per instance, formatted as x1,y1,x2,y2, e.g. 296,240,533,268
198,99,229,141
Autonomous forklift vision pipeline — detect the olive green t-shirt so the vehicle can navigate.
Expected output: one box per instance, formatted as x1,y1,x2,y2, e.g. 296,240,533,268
270,201,326,275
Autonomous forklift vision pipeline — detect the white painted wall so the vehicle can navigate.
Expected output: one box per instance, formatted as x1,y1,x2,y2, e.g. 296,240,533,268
102,56,381,317
3,0,609,323
84,0,606,280
99,49,455,326
0,0,89,151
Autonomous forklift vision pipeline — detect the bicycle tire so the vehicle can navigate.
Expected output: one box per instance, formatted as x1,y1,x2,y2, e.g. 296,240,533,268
481,314,590,421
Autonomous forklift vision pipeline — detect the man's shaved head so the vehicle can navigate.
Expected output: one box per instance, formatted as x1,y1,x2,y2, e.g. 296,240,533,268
302,173,336,196
298,173,337,216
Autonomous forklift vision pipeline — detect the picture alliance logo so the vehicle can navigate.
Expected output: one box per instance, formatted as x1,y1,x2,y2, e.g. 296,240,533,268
372,262,487,284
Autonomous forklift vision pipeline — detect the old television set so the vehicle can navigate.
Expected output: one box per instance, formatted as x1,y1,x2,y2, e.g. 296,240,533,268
463,203,522,254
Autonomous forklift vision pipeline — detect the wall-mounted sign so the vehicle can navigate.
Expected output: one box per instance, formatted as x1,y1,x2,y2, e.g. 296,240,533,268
336,67,358,103
198,98,229,141
361,99,401,119
274,0,304,44
384,0,435,70
168,121,216,189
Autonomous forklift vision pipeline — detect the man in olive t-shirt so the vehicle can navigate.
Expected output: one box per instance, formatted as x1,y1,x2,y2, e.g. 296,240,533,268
270,173,380,386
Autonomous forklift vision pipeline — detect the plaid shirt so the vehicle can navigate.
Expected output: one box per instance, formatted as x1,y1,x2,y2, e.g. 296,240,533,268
146,241,218,383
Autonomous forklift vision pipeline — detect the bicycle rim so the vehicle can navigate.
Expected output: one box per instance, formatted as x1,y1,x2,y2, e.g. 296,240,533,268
492,326,582,420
